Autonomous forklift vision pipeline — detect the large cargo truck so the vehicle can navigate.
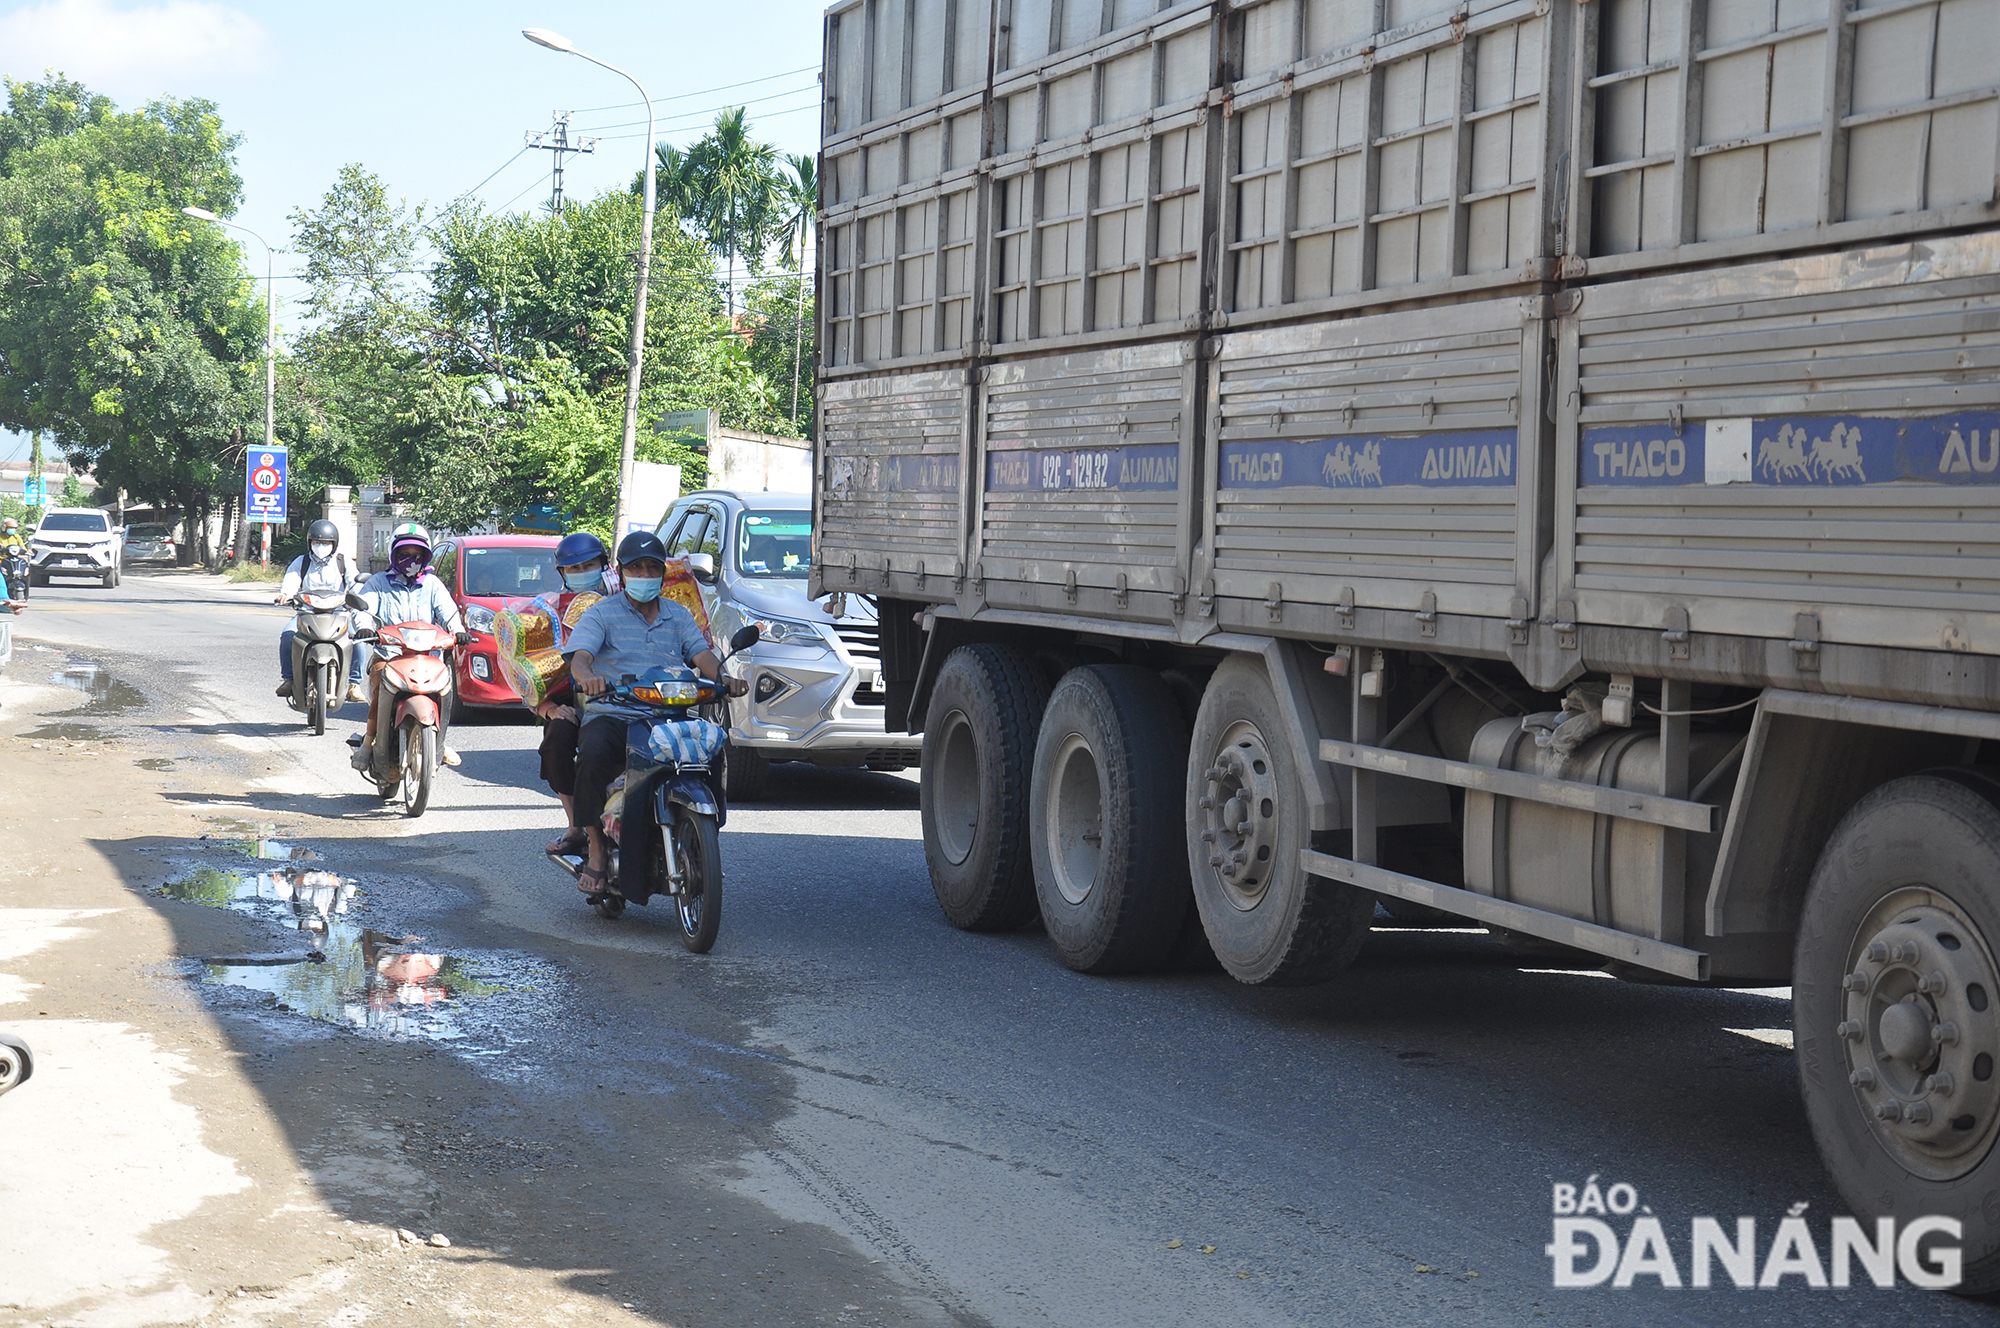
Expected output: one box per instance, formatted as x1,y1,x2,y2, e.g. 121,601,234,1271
812,0,2000,1285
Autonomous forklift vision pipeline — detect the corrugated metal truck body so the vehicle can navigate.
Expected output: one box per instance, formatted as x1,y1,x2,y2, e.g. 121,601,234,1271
815,0,2000,1273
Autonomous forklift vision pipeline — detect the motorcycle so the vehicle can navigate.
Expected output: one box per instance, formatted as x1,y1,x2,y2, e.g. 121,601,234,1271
286,591,359,736
2,548,28,601
548,623,760,953
344,591,469,818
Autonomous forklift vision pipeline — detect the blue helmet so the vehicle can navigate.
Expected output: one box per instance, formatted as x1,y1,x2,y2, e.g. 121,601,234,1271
554,531,608,569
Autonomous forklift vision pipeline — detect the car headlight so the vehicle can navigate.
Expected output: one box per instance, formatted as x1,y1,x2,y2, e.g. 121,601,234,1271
464,604,496,633
756,616,824,647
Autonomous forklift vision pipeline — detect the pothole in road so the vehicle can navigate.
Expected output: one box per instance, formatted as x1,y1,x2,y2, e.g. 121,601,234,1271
161,863,559,1050
49,660,146,712
135,757,175,771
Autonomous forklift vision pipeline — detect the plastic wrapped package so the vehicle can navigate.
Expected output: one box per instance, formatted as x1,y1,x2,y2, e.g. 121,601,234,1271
495,590,602,708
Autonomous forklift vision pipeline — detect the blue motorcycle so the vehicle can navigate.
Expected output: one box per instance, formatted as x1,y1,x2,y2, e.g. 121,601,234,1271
548,624,760,952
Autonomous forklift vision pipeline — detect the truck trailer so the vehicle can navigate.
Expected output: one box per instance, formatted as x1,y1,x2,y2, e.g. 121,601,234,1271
811,0,2000,1287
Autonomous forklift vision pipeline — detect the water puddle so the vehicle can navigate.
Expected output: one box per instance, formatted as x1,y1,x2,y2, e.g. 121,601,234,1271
160,864,546,1045
49,661,146,713
135,757,175,771
195,820,320,861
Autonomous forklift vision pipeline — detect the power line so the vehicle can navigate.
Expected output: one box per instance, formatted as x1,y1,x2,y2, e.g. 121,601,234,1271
596,101,821,142
574,83,822,133
567,65,817,114
457,147,530,200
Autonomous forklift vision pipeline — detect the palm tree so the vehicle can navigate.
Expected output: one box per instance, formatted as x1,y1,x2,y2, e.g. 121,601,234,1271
654,108,780,319
773,153,817,425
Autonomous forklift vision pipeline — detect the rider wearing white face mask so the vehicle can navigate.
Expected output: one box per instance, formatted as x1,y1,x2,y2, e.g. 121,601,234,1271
275,518,365,702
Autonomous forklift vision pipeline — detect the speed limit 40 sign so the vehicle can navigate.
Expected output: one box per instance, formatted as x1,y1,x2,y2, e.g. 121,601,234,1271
245,447,288,523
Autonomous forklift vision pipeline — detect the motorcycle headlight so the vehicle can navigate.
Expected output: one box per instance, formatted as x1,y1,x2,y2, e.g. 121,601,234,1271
757,616,824,647
630,679,700,704
464,604,496,634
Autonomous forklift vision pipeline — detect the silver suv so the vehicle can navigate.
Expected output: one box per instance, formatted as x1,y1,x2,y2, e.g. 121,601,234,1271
656,489,921,798
30,508,121,588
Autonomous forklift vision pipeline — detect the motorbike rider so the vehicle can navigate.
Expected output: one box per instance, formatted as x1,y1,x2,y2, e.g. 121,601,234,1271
536,531,610,857
275,517,366,703
564,530,747,894
0,517,26,601
351,522,467,770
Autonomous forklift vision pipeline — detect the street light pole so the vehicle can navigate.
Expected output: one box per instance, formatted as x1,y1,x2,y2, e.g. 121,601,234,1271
182,206,275,564
524,27,655,541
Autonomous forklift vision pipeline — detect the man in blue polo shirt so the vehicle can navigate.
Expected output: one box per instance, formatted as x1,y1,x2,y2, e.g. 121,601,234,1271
565,530,747,893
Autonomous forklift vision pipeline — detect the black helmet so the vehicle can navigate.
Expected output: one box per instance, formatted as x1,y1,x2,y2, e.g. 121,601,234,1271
308,518,339,550
615,530,667,567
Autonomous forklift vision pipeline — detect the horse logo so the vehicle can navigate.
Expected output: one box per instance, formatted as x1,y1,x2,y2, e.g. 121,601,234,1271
1757,424,1811,482
1321,440,1383,487
1809,422,1866,481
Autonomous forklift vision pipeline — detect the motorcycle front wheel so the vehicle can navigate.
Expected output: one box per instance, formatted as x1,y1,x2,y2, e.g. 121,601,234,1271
671,806,722,954
400,719,435,817
309,664,330,736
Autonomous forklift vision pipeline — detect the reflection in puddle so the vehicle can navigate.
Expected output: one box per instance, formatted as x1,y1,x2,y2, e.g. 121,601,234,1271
196,820,319,860
49,661,146,712
166,866,516,1041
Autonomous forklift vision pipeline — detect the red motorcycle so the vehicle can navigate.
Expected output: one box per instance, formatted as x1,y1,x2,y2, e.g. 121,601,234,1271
347,594,468,817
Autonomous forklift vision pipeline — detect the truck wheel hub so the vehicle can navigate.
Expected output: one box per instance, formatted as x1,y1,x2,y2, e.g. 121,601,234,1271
1200,722,1280,911
1841,891,2000,1180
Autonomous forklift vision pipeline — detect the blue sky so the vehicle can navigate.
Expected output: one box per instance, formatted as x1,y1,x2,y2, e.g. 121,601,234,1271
0,0,829,461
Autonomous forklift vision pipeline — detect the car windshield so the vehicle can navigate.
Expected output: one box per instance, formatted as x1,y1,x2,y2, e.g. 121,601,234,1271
736,511,811,578
39,513,108,533
128,525,169,539
461,546,557,597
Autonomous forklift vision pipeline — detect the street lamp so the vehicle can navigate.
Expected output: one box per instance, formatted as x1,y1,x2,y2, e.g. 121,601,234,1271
183,205,276,565
523,26,656,541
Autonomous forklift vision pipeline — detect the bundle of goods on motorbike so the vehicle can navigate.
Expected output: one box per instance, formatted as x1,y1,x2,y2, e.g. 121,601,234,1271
493,590,601,708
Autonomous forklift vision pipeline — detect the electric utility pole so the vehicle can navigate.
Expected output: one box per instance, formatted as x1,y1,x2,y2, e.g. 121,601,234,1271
525,111,597,212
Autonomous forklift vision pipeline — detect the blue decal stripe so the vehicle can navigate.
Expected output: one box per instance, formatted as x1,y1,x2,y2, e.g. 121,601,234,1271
986,443,1182,493
1219,431,1520,490
1582,412,2000,487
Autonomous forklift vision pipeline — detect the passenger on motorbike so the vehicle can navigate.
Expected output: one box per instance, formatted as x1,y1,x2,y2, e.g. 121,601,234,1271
535,531,610,857
275,518,366,703
351,522,467,770
565,531,747,894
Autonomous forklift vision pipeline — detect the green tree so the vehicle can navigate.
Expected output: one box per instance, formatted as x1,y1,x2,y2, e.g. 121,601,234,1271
0,75,264,559
771,153,817,426
291,170,793,537
652,107,780,319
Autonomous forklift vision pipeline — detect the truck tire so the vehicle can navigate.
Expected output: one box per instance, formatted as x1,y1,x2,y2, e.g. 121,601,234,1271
1185,655,1374,986
1029,665,1192,973
920,644,1050,931
1797,771,2000,1294
724,741,772,801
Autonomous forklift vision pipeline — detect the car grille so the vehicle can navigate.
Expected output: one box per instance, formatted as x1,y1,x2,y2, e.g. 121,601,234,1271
834,622,880,662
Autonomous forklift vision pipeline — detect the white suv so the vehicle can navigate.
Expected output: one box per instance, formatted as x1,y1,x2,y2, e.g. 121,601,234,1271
31,508,122,588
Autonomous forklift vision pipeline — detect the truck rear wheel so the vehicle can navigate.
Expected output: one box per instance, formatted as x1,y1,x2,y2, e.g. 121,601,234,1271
1797,771,2000,1293
920,644,1050,931
1186,656,1374,985
1029,665,1192,973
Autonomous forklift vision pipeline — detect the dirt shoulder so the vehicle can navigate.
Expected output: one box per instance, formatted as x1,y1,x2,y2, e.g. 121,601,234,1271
0,652,942,1328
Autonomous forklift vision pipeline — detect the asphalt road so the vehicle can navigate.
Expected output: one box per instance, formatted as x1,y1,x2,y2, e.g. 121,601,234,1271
9,565,1997,1327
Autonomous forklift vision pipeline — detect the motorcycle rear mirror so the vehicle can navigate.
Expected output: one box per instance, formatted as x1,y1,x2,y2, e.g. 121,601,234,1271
344,590,370,611
729,623,761,652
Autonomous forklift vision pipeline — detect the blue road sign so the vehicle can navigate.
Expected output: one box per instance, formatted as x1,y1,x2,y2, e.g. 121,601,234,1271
22,478,45,504
246,447,288,524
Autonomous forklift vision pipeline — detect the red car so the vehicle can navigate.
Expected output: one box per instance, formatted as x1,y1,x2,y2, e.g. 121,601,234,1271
432,534,562,714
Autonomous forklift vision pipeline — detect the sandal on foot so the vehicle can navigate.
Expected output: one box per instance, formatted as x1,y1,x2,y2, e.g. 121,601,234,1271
576,863,612,895
546,827,588,856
